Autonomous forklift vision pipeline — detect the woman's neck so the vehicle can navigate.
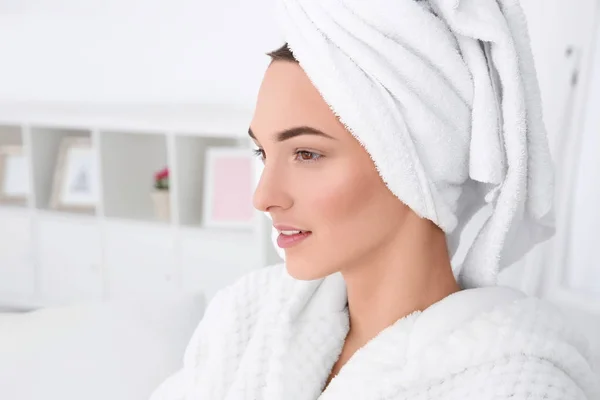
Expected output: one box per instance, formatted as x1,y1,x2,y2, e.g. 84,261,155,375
341,216,460,345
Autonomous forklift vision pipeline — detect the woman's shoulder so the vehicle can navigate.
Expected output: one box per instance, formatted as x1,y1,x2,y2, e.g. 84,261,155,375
408,287,600,399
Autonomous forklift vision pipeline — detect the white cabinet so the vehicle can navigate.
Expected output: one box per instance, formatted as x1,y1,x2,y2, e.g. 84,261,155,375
0,105,269,309
0,208,35,297
0,209,267,308
104,221,178,298
181,228,259,300
37,214,103,305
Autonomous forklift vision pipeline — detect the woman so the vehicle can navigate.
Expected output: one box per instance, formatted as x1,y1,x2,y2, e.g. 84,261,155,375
151,0,599,399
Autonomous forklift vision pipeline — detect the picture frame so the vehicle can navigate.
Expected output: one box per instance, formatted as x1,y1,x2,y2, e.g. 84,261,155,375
50,137,98,212
202,147,256,229
0,145,30,205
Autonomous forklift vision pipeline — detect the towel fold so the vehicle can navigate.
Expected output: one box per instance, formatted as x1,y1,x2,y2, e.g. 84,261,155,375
273,0,555,288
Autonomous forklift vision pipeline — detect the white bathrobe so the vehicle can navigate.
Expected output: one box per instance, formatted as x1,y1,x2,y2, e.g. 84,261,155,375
150,264,599,400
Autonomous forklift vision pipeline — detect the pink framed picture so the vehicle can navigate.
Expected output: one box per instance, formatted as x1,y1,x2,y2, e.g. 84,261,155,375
203,147,256,229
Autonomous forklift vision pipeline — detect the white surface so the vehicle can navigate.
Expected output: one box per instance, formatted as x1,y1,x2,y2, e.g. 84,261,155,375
179,227,259,300
531,1,600,317
0,103,254,137
0,208,35,297
0,205,264,309
567,17,600,296
37,214,103,305
104,221,178,298
0,290,206,400
492,0,600,317
0,1,280,106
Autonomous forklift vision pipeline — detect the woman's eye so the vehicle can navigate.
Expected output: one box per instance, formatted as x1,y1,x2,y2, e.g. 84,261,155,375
252,148,321,163
252,148,265,161
295,150,321,162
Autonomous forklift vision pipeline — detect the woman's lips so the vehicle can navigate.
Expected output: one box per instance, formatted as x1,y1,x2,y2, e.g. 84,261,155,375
276,231,312,248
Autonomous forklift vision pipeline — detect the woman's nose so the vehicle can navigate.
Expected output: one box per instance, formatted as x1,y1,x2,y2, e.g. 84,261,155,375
253,163,293,213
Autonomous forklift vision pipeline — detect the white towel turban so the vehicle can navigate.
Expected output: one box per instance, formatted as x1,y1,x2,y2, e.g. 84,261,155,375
272,0,556,288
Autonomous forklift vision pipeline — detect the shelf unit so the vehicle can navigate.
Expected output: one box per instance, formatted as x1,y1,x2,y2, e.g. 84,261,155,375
0,102,283,311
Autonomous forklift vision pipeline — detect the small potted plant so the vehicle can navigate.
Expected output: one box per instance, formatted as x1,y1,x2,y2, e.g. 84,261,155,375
152,166,170,221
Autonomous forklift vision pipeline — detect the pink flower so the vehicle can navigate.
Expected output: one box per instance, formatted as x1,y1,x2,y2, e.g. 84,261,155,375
155,167,169,181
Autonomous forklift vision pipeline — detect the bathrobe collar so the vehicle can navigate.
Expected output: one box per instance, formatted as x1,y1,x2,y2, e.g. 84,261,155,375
224,268,534,400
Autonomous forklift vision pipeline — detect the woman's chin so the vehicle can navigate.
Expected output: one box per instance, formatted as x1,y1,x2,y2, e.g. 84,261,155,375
284,258,334,281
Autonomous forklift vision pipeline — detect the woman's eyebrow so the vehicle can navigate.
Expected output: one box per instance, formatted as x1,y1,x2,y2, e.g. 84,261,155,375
248,126,336,142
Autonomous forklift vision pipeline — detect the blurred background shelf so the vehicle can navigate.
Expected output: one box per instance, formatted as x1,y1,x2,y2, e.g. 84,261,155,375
0,103,281,309
0,102,254,136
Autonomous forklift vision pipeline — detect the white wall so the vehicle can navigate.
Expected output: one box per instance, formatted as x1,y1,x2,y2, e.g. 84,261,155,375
0,0,282,106
521,0,598,148
567,19,600,296
0,0,592,125
494,0,600,294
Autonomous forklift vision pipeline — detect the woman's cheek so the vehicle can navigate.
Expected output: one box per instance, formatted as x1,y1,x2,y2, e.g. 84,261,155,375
311,166,374,230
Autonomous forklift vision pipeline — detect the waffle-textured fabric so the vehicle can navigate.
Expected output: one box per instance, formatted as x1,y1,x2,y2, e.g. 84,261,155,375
149,264,600,400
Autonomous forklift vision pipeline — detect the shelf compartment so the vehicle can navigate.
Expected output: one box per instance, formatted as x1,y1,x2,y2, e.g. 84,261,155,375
100,130,170,223
0,125,23,146
29,126,95,214
173,135,240,227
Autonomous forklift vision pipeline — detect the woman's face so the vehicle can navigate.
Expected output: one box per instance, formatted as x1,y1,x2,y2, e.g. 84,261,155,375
250,60,410,280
